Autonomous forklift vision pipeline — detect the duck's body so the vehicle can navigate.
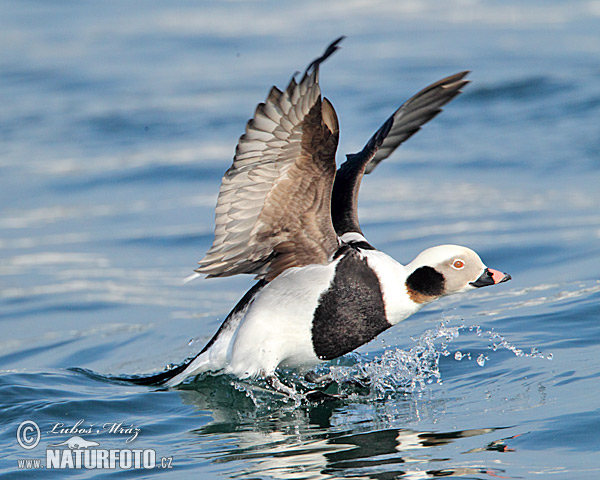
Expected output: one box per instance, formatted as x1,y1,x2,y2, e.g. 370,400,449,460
130,37,510,389
164,239,419,386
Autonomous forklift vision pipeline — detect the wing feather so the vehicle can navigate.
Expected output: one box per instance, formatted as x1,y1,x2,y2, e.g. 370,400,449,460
332,71,470,236
195,37,344,280
365,71,470,173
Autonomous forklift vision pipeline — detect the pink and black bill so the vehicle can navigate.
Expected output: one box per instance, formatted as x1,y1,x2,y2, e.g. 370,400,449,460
470,268,511,288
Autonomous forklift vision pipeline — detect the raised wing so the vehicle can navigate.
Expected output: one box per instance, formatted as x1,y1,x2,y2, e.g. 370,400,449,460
331,71,470,236
195,37,344,281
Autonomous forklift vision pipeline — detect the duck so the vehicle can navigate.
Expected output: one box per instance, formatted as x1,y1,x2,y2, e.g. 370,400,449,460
130,37,510,390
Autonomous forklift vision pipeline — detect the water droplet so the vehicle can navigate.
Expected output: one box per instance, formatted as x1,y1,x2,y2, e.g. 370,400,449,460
455,351,464,361
476,354,488,367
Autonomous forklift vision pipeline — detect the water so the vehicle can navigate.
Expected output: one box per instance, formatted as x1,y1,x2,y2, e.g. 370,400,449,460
1,1,599,478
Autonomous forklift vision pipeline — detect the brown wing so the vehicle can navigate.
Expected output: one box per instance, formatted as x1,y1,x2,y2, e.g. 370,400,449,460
332,71,470,236
195,38,344,281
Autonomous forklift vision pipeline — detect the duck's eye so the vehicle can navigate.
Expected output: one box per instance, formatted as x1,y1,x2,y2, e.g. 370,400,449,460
452,259,465,269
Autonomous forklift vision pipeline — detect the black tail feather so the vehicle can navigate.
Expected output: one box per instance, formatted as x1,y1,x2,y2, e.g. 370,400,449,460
70,358,194,388
112,358,195,386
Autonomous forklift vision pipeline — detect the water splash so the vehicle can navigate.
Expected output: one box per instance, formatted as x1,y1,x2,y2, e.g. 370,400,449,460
306,319,552,401
316,320,463,400
231,377,305,409
470,325,553,361
476,354,489,367
222,320,551,403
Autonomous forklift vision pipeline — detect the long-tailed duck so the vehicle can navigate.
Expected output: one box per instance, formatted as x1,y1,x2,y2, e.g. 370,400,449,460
132,37,510,390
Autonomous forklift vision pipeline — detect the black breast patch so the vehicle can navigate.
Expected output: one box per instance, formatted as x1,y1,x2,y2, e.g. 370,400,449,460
311,249,389,360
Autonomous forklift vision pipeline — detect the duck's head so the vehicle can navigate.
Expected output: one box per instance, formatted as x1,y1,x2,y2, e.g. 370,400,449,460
405,245,511,304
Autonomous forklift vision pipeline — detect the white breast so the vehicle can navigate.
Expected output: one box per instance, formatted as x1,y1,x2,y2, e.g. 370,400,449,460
361,250,423,325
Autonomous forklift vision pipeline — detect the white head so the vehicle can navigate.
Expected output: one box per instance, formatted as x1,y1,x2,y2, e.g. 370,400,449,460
405,245,510,304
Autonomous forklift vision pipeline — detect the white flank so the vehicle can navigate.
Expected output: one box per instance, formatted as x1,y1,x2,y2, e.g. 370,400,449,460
166,259,340,385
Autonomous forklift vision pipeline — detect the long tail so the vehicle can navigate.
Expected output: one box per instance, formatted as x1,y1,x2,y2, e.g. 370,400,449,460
110,359,196,386
71,355,203,388
101,280,267,387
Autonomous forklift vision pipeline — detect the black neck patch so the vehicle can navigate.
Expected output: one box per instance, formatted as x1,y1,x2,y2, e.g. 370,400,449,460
333,240,375,261
333,244,352,260
405,266,445,301
348,240,376,251
311,250,389,360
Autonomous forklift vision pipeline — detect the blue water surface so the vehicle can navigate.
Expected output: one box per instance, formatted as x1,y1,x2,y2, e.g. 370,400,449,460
1,1,599,478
